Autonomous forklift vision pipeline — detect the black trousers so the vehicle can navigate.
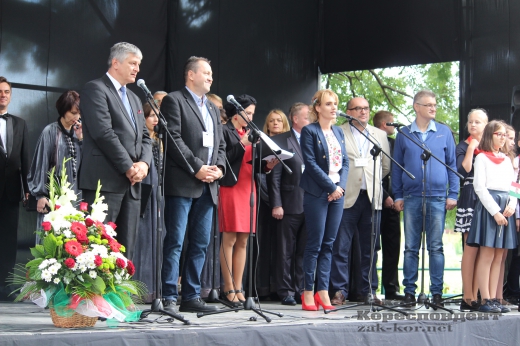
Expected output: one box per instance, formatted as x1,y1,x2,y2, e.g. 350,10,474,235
380,206,401,294
275,213,306,298
83,188,140,261
0,193,19,300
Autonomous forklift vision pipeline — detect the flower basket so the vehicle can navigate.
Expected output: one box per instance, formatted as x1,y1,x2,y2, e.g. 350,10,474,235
49,308,97,328
10,159,146,327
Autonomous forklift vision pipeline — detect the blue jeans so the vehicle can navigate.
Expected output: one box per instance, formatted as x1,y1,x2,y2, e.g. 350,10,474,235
162,185,214,301
302,191,344,291
330,192,380,297
403,196,446,295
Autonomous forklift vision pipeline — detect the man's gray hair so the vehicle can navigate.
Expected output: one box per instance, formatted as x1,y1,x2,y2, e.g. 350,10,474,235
107,42,142,67
413,90,436,104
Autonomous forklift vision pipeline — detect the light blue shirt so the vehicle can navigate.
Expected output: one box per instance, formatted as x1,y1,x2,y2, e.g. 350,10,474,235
185,86,214,165
292,128,301,144
410,119,437,142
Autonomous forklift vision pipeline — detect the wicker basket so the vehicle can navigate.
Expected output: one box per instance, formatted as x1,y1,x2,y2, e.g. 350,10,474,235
49,308,97,328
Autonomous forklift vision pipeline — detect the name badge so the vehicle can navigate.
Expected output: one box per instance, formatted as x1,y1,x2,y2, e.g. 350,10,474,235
202,131,213,147
354,158,368,167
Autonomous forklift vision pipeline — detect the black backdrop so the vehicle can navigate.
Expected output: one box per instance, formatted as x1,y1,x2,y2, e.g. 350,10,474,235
0,0,518,253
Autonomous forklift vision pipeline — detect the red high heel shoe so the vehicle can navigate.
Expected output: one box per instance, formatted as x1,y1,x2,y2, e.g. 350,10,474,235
314,292,334,310
301,293,318,311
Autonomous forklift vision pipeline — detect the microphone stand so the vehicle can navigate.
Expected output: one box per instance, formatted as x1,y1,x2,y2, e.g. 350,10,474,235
138,92,190,325
197,102,287,322
326,116,412,316
392,124,462,314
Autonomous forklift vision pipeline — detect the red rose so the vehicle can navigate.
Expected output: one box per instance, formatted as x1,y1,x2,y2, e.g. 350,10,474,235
109,240,121,252
116,258,126,269
84,218,94,227
42,221,52,232
127,260,135,275
79,202,88,211
64,240,83,257
94,255,103,267
76,232,88,244
64,258,76,268
107,221,117,230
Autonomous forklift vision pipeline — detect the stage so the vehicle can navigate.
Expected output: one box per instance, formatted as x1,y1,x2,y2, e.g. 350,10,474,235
1,299,519,345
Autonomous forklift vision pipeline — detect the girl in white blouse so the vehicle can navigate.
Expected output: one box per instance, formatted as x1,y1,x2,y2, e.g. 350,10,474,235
467,120,517,313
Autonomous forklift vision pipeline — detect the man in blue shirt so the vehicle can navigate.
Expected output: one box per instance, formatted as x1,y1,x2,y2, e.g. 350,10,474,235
392,90,458,307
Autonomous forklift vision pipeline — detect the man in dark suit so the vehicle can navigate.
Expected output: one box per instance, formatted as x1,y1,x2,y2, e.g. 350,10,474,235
160,56,226,314
373,110,404,300
79,42,152,261
0,76,30,300
267,102,310,305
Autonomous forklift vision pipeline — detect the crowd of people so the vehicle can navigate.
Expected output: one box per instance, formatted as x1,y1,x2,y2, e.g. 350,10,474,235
0,41,520,315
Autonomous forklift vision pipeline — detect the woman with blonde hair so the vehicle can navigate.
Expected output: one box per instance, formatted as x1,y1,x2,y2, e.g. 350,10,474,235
263,109,290,136
299,89,349,311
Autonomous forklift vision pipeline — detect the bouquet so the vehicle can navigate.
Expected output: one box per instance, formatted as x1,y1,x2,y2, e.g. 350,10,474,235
11,159,146,324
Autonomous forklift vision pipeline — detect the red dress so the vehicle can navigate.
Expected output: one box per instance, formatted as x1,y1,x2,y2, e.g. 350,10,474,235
219,132,257,233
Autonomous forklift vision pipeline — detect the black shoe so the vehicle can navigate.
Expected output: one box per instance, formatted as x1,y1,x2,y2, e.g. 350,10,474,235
385,292,405,300
281,295,297,306
431,294,444,307
163,299,178,314
479,299,501,313
220,290,243,308
403,293,416,306
179,298,219,313
295,294,302,304
460,299,479,312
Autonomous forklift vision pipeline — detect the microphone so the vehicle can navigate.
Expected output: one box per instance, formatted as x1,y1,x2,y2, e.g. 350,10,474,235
136,79,153,99
386,122,405,127
336,111,353,120
227,95,243,109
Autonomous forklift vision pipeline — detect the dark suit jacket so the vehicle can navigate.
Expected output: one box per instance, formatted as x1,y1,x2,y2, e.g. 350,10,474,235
161,87,226,205
0,114,29,202
220,121,270,188
267,129,305,215
79,74,152,197
299,122,349,197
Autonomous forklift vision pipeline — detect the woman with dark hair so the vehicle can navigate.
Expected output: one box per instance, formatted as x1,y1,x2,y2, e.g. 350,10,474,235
219,94,278,306
299,89,348,311
28,90,82,243
467,120,517,313
132,102,164,302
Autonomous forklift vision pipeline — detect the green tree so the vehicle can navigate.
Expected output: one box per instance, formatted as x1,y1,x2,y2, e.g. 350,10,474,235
322,62,460,141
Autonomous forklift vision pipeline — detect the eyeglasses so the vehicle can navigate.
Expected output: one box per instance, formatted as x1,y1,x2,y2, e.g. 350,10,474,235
415,103,437,109
493,132,507,138
347,107,370,112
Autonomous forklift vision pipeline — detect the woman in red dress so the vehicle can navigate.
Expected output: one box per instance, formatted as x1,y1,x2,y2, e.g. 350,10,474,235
219,94,277,306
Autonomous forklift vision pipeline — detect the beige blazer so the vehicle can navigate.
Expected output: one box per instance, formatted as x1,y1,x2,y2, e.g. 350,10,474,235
340,123,390,209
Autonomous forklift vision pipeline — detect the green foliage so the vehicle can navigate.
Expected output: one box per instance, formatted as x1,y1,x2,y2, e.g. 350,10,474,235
323,62,460,141
43,233,58,258
30,245,45,259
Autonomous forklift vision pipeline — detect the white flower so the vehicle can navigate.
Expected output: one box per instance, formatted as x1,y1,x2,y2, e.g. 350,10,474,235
43,211,71,233
39,259,49,270
47,263,61,275
104,224,117,238
89,270,97,279
90,244,109,258
62,230,73,239
53,278,61,284
41,270,53,282
90,200,108,223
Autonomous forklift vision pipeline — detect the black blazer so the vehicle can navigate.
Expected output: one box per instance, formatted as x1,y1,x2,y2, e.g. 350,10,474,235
0,114,29,202
79,74,152,197
267,129,305,215
220,121,268,188
299,122,349,197
161,87,226,205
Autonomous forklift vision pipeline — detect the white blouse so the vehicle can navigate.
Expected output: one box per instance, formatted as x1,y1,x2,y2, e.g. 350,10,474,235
473,153,517,216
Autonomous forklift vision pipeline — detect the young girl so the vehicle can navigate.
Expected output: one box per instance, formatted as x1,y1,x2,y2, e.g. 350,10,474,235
455,109,488,312
467,120,517,313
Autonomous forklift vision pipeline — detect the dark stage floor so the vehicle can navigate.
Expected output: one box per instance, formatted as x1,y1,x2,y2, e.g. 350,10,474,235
1,298,520,345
